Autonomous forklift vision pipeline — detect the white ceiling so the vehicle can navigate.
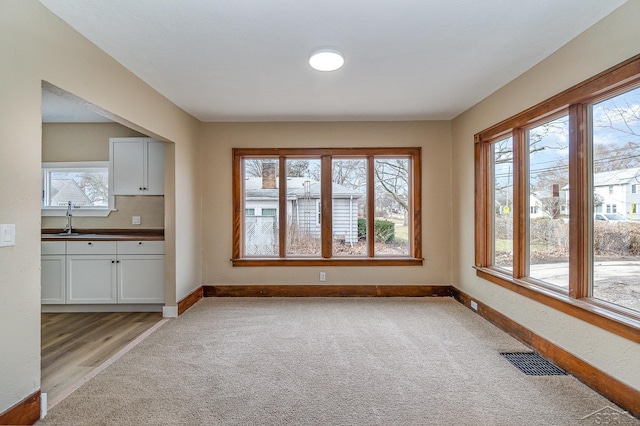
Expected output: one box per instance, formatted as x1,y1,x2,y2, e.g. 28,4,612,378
39,0,627,123
42,88,112,123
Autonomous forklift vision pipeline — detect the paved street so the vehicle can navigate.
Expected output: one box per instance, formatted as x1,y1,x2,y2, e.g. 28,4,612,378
530,260,640,312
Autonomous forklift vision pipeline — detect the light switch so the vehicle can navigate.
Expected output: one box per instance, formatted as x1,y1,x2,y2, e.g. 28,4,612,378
0,224,16,247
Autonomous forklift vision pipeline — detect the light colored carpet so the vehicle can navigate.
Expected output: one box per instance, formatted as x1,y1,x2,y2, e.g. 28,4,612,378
37,297,639,425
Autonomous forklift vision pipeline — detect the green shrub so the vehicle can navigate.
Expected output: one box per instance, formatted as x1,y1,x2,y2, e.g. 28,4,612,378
357,218,366,239
357,218,396,243
375,220,395,243
594,222,640,256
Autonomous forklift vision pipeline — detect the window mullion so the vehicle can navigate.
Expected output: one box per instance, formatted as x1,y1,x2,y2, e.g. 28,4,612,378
412,152,422,260
367,156,376,257
475,139,490,267
278,157,287,258
321,155,333,258
569,104,590,299
512,128,527,278
232,153,242,259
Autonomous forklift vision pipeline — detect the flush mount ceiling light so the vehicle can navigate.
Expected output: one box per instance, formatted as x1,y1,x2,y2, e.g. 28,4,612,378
309,49,344,72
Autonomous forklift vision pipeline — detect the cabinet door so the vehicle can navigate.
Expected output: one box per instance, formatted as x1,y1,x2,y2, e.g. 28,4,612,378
117,255,165,303
144,140,164,195
67,255,117,304
110,138,145,195
42,255,66,304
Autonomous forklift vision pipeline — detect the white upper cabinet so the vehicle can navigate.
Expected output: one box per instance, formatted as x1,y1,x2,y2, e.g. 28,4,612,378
110,137,164,195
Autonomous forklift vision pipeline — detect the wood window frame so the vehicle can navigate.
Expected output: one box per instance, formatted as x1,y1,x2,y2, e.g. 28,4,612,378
232,147,423,267
475,53,640,343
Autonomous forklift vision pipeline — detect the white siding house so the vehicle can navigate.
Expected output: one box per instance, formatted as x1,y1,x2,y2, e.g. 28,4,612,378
244,177,363,254
529,194,552,219
48,179,92,207
591,168,640,218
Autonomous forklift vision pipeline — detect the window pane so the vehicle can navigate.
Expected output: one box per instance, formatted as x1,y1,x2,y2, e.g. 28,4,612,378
286,159,321,256
493,137,513,270
527,116,569,288
43,168,109,208
591,86,640,312
374,158,410,256
332,159,367,256
243,159,279,256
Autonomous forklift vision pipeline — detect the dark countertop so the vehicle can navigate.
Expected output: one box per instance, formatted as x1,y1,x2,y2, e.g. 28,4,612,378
42,228,164,241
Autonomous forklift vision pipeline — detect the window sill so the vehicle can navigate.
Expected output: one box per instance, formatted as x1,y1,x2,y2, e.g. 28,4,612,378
41,208,116,218
232,257,424,267
475,266,640,344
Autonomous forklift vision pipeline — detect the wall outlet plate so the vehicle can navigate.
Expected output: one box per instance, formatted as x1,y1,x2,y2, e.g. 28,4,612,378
132,216,141,225
470,300,478,311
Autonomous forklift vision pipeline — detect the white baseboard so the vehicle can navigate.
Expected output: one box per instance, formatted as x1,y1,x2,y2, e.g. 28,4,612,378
163,305,178,317
40,392,47,419
42,304,163,313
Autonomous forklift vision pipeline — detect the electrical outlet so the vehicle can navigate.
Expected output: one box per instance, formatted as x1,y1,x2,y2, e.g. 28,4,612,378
470,300,478,311
319,272,326,282
132,216,141,225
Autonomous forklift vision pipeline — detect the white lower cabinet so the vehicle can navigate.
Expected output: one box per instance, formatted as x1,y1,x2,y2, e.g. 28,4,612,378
66,241,118,304
118,255,165,303
42,241,66,304
67,255,118,304
42,240,164,305
117,240,165,303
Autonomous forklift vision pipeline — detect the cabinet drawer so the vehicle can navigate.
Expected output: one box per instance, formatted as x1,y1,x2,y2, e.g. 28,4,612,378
117,240,165,255
42,241,66,255
67,241,117,255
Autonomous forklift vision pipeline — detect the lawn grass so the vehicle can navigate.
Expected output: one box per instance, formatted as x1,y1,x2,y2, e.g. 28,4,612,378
394,224,408,243
495,239,512,252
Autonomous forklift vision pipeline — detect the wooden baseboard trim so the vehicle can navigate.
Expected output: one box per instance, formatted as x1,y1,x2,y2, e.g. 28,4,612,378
0,390,40,425
203,285,452,298
451,287,640,419
177,286,203,316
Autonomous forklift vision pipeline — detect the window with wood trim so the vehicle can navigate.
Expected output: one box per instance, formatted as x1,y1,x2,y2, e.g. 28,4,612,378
232,148,423,266
475,54,640,343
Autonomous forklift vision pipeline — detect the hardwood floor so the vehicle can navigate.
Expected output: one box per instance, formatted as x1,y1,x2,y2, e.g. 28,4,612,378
41,312,162,407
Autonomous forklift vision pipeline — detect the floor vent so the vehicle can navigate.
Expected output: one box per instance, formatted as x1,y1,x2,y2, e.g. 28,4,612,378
500,352,568,376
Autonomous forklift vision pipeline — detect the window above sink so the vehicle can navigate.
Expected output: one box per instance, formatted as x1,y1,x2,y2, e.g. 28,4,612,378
42,161,115,217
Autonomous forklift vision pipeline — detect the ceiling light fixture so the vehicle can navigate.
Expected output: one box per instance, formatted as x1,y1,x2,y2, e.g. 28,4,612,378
309,49,344,72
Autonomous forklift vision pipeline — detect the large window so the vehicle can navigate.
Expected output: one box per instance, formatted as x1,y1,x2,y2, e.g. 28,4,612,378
42,161,114,217
233,148,422,266
591,86,640,313
475,54,640,342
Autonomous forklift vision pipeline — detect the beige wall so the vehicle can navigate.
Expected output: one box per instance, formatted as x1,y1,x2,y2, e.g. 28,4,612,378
0,0,201,414
451,0,640,392
42,122,144,162
201,121,452,287
41,123,164,230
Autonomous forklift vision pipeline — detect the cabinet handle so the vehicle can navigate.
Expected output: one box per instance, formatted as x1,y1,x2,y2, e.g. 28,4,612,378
88,242,93,246
138,241,143,245
117,260,120,263
111,260,115,263
139,187,143,191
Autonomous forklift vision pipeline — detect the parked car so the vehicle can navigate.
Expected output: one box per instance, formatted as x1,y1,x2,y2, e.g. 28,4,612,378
594,213,628,222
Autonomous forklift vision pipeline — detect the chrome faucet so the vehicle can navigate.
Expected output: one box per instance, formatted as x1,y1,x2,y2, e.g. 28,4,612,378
63,201,73,234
